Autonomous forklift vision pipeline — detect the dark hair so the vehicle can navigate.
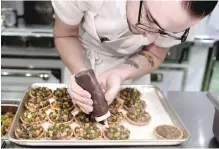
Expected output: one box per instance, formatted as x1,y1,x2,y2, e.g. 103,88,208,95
182,1,218,18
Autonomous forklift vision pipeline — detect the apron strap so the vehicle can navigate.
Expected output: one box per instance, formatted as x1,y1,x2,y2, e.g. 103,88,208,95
86,50,103,72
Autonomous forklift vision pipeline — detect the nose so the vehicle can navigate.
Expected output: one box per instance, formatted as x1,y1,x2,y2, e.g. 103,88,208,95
144,32,159,42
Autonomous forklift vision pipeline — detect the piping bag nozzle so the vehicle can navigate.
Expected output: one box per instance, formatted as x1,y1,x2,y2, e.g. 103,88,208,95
75,69,110,125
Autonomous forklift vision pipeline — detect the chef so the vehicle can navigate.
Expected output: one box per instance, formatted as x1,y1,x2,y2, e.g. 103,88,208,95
51,0,217,113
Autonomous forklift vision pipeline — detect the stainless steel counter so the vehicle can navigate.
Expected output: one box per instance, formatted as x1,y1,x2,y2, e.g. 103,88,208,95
167,92,219,148
4,91,219,148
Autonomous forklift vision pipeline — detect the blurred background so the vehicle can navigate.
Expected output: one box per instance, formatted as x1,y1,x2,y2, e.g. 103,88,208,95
1,1,219,100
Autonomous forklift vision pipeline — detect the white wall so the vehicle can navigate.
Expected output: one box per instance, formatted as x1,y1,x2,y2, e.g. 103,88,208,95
194,3,219,39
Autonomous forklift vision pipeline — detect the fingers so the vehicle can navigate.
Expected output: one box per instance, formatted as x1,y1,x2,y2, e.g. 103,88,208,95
105,83,121,105
68,75,92,105
69,76,91,98
76,101,93,114
68,91,93,105
67,75,93,112
99,73,121,105
73,83,91,98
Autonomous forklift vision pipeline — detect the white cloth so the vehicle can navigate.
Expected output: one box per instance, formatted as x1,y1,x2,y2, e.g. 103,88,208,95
52,0,193,85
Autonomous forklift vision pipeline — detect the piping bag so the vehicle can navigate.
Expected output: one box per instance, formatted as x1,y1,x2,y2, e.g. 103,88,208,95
75,69,110,127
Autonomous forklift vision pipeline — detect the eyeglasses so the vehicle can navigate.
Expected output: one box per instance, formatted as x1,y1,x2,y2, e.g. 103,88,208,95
135,0,190,42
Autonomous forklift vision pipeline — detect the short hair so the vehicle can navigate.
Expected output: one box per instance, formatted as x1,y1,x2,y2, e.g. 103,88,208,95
182,1,218,18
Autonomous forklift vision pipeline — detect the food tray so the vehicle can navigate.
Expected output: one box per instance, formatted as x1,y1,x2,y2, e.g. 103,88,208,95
1,99,20,140
9,83,190,146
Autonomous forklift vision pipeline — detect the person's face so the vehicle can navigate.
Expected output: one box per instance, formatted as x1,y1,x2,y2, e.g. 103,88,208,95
127,0,200,42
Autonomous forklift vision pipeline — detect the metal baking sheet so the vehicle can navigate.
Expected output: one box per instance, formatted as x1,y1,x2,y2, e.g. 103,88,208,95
9,83,190,146
1,100,19,140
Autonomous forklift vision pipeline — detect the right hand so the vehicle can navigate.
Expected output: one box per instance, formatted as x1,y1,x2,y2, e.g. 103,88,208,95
67,75,93,114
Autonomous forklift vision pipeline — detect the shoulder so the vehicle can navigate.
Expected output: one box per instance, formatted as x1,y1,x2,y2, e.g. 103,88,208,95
51,0,105,25
51,0,104,13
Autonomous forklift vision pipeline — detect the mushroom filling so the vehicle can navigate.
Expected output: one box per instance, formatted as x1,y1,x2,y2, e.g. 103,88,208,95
31,87,52,98
53,88,70,98
21,110,46,123
46,123,73,139
52,99,73,110
105,125,130,140
75,112,91,124
127,109,151,123
109,98,121,112
15,124,43,139
1,112,15,135
107,112,123,125
156,125,182,139
124,98,146,110
27,97,50,110
49,109,73,123
75,123,101,140
120,88,140,100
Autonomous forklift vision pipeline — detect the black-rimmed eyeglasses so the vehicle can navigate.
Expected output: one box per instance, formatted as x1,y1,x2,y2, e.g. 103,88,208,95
135,0,190,42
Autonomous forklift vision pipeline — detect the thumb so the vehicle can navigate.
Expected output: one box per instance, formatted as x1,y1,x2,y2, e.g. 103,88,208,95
105,84,120,105
97,78,106,93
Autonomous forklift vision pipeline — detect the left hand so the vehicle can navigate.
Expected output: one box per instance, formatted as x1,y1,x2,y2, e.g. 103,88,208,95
98,69,124,105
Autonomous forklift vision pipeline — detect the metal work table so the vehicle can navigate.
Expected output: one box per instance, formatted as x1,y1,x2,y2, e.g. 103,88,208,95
4,91,219,148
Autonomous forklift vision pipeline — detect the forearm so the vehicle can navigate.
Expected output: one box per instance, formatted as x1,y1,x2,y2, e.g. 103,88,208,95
54,37,87,74
114,44,167,81
54,15,87,74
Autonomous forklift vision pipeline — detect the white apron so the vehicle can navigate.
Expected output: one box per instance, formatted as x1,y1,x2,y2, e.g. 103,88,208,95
64,1,151,85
